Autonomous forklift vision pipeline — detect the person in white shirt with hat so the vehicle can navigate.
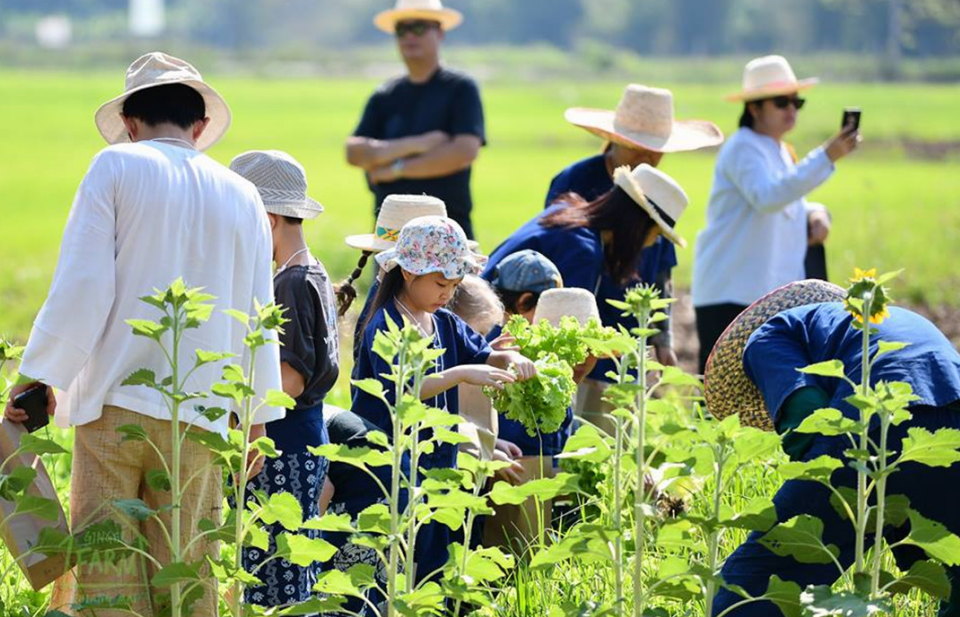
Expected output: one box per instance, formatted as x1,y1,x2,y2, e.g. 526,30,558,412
4,52,283,614
692,55,861,375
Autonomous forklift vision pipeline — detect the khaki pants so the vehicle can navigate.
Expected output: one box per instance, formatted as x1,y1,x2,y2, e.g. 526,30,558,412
51,406,221,616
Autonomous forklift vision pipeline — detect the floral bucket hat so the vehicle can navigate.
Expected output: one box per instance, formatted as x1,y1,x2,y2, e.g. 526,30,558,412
375,215,482,280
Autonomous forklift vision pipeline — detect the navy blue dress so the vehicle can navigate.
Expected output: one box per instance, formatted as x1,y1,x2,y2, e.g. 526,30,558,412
713,304,960,616
352,302,492,582
545,154,678,382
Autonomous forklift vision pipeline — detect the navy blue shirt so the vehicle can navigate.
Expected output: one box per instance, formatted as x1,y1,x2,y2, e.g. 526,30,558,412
352,303,492,470
353,67,485,236
545,154,678,382
744,304,960,425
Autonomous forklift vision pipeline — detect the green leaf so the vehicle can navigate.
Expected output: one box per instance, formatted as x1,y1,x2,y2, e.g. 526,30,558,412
276,596,347,615
260,491,303,531
779,455,844,483
126,319,167,340
903,510,960,565
265,389,296,409
222,309,251,325
0,466,37,499
763,575,803,617
797,360,847,379
721,497,778,533
874,341,910,361
115,423,149,443
301,512,355,533
898,427,960,467
489,473,580,505
112,498,156,521
151,561,202,588
13,495,61,521
799,584,891,616
18,433,68,456
275,533,338,567
121,368,158,388
888,560,951,599
759,515,839,564
194,349,234,366
352,378,386,400
657,366,704,390
145,469,171,492
795,408,862,436
312,565,375,597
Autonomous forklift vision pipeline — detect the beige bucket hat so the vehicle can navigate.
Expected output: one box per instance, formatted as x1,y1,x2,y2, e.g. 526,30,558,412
346,194,447,252
374,0,463,33
613,163,689,248
704,280,846,431
565,85,723,154
229,150,323,220
94,51,231,152
534,288,600,327
725,55,819,102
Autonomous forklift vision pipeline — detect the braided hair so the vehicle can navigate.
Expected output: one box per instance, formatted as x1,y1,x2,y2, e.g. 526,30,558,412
335,251,373,317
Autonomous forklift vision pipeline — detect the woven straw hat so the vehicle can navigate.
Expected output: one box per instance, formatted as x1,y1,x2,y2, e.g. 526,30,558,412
725,55,819,102
95,51,231,152
374,0,463,33
613,163,689,248
704,280,846,431
346,194,447,253
565,85,723,154
533,288,600,327
229,150,323,220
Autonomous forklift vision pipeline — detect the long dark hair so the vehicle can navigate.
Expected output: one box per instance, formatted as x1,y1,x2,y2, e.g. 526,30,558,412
739,102,757,128
542,187,657,285
360,267,407,335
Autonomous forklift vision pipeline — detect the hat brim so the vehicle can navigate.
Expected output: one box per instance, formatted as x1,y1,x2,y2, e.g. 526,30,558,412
724,78,819,102
345,234,479,254
94,79,231,152
376,247,482,279
613,167,687,249
703,280,847,431
263,196,324,220
374,8,463,33
565,108,724,153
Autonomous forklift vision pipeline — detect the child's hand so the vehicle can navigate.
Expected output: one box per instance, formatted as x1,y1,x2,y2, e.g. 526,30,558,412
489,332,519,352
493,448,525,485
496,438,523,459
459,365,516,389
506,352,537,381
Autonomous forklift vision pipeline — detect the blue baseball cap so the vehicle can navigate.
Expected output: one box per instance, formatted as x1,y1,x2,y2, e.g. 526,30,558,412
490,250,563,293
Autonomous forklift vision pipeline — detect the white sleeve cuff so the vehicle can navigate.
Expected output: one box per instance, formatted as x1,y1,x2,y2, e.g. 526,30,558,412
18,324,90,390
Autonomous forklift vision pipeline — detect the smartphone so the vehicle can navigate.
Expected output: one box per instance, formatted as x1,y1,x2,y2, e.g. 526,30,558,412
12,385,50,433
842,107,861,131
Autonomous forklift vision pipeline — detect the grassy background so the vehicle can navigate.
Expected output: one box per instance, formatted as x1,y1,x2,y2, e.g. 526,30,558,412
1,70,959,383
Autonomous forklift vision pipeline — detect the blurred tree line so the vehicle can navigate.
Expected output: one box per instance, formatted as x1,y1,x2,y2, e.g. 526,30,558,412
1,0,958,59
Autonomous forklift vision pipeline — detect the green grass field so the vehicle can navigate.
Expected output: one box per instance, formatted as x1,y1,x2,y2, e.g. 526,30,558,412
2,70,959,347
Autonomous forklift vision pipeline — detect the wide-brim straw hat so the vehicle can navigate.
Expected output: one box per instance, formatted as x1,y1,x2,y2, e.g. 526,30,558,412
346,194,446,252
565,84,723,154
724,55,819,102
534,288,600,327
374,0,463,33
95,51,231,152
703,280,847,431
229,150,323,220
612,163,689,248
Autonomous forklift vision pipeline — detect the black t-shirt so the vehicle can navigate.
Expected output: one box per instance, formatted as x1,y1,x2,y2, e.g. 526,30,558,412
273,263,340,410
353,67,486,235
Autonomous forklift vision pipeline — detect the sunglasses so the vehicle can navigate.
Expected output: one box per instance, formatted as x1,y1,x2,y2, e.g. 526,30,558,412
395,21,440,37
770,95,806,110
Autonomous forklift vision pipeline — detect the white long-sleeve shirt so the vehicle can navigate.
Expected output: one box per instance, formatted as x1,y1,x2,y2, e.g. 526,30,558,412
692,127,834,307
18,140,285,434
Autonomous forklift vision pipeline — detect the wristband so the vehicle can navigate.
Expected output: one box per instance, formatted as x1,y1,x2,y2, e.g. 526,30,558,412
391,158,406,178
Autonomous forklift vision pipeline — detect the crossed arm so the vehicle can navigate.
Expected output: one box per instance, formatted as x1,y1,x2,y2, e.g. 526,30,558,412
346,132,482,184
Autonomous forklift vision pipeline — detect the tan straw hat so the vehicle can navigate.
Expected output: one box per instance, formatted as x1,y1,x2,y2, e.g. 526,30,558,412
374,0,463,33
704,280,846,431
229,150,323,220
565,85,723,153
95,51,231,152
533,288,600,327
724,55,819,102
613,163,689,248
346,194,447,253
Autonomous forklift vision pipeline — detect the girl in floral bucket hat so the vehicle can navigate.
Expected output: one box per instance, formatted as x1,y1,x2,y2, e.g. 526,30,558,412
352,215,536,584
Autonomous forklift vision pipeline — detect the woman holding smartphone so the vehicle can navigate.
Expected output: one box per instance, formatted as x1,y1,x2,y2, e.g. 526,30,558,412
692,55,861,374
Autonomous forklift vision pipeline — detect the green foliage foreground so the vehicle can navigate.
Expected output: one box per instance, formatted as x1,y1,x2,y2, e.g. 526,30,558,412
2,268,959,615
